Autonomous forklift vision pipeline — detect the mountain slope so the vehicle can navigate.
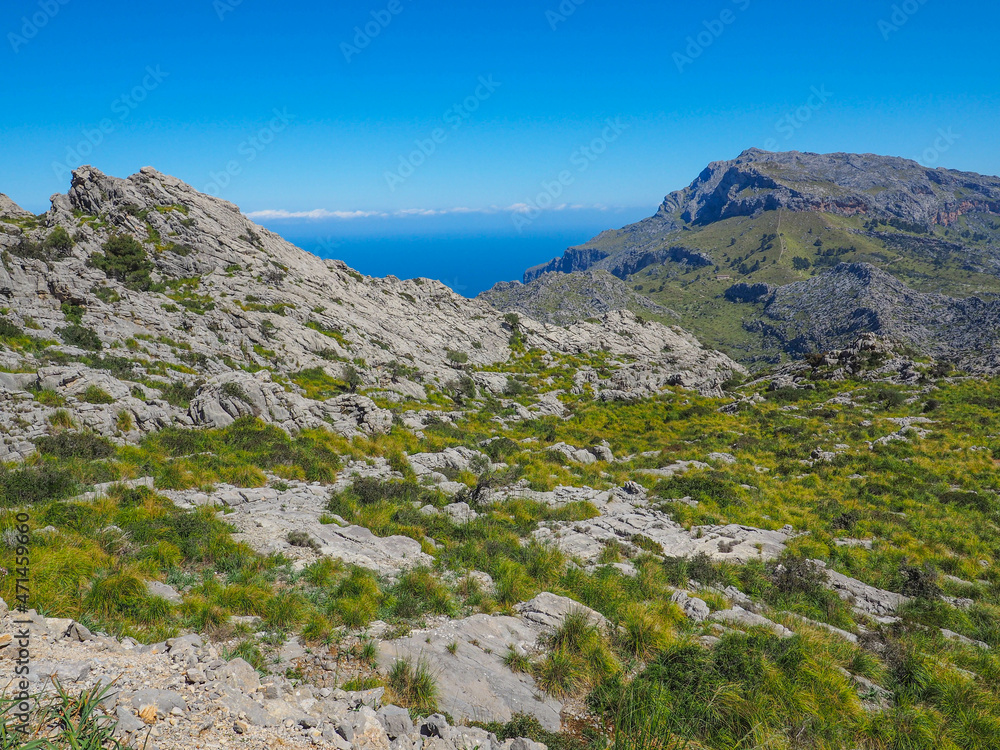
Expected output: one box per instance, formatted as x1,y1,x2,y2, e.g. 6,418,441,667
479,269,679,326
502,149,1000,367
755,262,1000,369
0,166,742,461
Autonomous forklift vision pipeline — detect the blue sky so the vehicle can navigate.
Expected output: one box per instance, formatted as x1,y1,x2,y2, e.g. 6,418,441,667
2,0,998,269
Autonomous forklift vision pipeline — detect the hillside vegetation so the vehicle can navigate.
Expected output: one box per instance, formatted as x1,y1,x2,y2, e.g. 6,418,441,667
5,337,1000,749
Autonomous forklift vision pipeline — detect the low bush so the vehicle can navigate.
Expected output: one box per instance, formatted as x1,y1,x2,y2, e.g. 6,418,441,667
157,380,203,408
287,530,321,552
388,657,438,713
90,234,154,289
45,225,74,254
0,463,80,506
36,432,116,460
56,324,103,351
83,385,115,404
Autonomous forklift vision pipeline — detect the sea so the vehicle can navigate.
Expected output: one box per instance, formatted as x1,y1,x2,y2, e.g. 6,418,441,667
257,207,651,297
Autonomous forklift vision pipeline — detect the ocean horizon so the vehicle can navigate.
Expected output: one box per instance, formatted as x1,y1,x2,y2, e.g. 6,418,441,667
257,207,651,297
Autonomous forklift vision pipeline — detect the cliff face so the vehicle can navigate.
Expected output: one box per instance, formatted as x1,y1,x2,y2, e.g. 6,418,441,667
664,149,1000,226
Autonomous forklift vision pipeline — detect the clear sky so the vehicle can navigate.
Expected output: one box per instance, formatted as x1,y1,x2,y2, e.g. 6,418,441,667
2,0,998,232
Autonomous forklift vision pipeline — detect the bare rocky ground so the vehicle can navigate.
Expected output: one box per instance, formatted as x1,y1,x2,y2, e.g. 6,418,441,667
0,599,548,750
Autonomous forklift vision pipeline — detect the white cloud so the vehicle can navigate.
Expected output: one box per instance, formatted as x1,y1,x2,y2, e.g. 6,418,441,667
247,203,615,221
245,209,388,220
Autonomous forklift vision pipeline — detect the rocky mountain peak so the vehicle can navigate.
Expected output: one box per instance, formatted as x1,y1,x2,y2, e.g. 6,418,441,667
0,193,31,218
51,165,322,281
663,149,1000,227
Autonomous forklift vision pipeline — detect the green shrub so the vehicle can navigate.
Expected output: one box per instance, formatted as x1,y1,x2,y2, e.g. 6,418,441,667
768,555,828,597
221,381,253,405
477,714,586,750
343,365,363,393
87,355,137,379
0,318,24,341
90,235,153,289
61,301,85,325
36,432,115,460
900,563,942,600
56,324,103,350
287,530,321,552
341,477,423,507
92,285,121,304
157,380,203,408
0,463,79,505
82,385,115,404
654,471,744,507
9,237,48,261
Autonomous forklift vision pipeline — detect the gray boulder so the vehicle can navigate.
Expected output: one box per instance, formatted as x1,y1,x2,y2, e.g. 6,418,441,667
376,705,413,739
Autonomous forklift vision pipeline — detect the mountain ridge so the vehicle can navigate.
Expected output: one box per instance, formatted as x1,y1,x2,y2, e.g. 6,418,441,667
525,148,1000,283
0,165,742,461
493,149,1000,368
